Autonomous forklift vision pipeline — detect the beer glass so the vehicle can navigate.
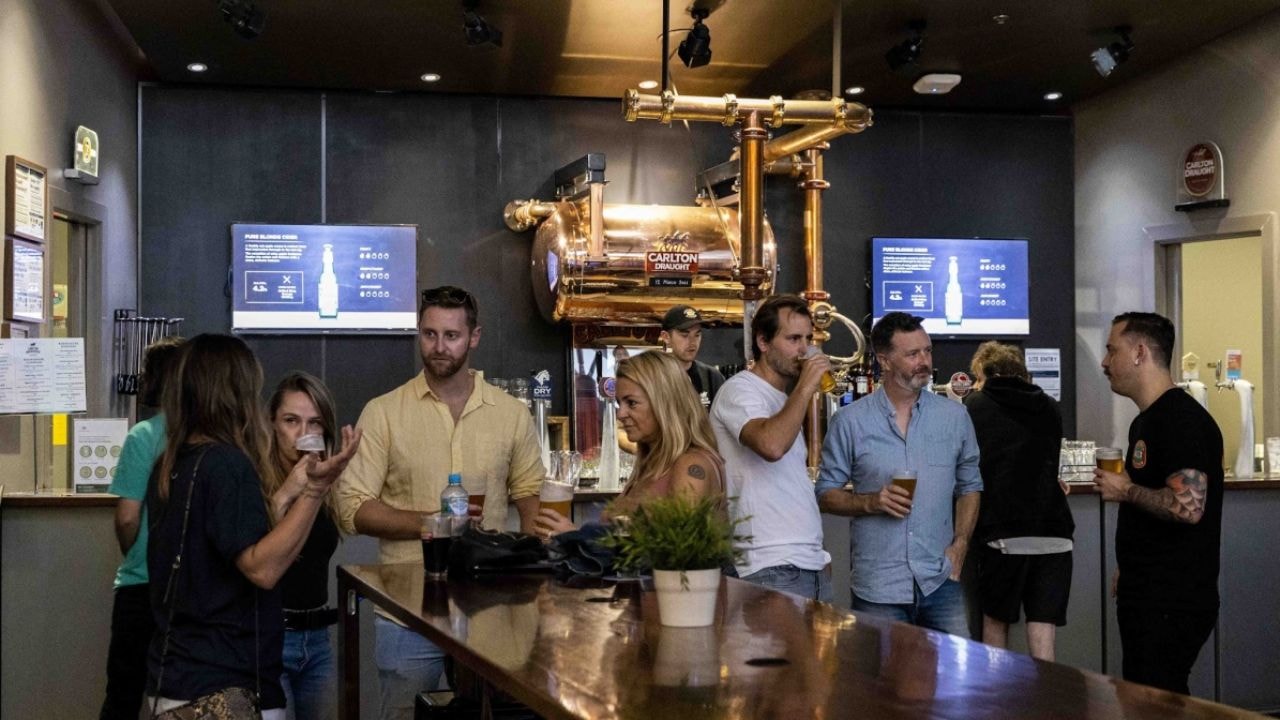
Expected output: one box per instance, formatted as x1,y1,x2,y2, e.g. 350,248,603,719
422,513,462,580
550,450,583,486
540,479,576,519
804,346,838,394
891,469,918,499
1095,447,1124,474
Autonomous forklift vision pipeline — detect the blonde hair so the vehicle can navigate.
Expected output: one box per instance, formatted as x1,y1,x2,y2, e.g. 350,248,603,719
616,350,721,487
157,334,270,502
970,341,1029,382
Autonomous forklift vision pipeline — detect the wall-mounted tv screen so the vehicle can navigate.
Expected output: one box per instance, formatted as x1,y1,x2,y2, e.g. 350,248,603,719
871,237,1029,336
231,223,418,333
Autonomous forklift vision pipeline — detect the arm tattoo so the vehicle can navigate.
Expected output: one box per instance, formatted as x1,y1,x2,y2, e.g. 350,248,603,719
1124,469,1207,524
686,463,707,480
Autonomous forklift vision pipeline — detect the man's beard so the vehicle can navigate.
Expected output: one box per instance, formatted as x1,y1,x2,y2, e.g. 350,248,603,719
425,352,467,379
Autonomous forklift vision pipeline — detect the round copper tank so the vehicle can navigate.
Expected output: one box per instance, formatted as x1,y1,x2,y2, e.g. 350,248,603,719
530,199,775,325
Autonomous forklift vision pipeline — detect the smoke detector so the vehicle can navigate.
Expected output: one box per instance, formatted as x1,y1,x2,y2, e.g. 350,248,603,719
913,73,962,95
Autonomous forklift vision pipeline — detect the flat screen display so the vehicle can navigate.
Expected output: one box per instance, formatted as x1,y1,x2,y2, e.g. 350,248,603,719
231,223,418,333
871,237,1029,336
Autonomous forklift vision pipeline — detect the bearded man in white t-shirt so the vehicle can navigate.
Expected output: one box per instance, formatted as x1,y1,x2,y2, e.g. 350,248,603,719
710,294,833,601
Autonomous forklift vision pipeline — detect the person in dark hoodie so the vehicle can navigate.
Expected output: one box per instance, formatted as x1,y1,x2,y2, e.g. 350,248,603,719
964,342,1074,661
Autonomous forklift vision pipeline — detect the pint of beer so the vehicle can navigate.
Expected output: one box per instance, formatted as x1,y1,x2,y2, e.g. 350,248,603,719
1095,447,1124,474
803,346,838,394
540,480,575,518
891,469,918,499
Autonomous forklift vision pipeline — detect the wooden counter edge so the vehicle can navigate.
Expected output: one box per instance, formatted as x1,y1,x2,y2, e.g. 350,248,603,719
1,492,120,508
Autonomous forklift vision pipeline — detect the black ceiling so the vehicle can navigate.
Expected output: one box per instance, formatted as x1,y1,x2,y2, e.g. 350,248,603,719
103,0,1280,113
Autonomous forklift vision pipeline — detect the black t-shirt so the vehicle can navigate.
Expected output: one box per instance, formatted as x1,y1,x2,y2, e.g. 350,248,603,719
687,360,726,409
146,444,285,709
281,509,339,611
1117,388,1224,611
964,377,1073,544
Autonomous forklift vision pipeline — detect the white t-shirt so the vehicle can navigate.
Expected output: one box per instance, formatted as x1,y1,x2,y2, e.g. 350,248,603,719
710,370,831,577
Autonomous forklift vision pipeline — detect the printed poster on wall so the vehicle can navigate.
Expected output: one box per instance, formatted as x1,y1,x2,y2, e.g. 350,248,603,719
73,418,128,493
1025,347,1061,400
0,338,87,414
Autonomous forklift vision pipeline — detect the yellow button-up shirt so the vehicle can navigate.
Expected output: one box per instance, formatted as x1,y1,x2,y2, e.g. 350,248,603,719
336,369,544,566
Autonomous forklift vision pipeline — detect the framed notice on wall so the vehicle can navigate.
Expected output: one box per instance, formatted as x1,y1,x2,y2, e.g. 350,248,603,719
5,237,45,323
5,155,48,243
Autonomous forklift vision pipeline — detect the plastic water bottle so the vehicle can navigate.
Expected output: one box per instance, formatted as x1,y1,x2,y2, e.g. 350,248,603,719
440,473,468,517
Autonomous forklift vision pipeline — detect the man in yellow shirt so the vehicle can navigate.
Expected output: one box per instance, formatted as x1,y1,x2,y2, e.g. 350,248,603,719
336,285,543,720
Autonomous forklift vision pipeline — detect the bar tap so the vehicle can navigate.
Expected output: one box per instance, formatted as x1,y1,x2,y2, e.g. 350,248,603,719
531,369,554,474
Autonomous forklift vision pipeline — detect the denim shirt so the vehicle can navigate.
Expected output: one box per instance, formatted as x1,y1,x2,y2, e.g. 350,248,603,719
816,388,982,604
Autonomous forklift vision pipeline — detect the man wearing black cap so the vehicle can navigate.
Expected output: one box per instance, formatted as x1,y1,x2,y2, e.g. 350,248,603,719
661,304,726,410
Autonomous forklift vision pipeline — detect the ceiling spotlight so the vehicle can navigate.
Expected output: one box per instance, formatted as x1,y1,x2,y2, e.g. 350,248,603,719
186,62,208,73
885,19,926,72
462,0,502,48
913,73,961,95
993,14,1010,25
1044,91,1063,101
637,80,659,90
217,0,265,39
844,86,865,96
421,73,441,83
678,8,713,69
1091,26,1133,78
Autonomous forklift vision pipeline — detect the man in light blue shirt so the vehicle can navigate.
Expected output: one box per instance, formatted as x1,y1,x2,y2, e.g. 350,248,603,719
816,312,981,636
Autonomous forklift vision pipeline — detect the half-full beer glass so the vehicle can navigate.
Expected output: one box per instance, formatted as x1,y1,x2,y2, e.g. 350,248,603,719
891,469,918,499
1095,447,1124,474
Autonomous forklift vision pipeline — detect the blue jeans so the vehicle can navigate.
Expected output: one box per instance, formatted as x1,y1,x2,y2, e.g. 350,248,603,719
740,564,834,602
281,627,335,720
851,579,970,637
373,615,447,720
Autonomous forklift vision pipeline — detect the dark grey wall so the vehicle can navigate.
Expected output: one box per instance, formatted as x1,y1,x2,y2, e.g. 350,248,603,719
140,89,1074,432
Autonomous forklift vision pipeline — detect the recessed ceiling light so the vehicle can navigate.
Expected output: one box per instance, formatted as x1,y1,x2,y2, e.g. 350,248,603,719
844,86,865,96
186,62,208,73
420,73,441,83
1044,91,1063,101
993,14,1010,25
638,80,659,90
912,73,962,95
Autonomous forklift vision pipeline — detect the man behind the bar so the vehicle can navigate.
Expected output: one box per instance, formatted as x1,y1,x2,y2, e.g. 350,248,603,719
711,294,832,600
660,304,726,410
816,312,982,635
336,285,543,720
1094,311,1223,694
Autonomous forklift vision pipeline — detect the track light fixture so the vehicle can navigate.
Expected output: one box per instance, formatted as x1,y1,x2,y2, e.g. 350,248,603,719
1091,26,1133,78
462,0,502,48
885,20,926,72
217,0,265,39
678,8,713,69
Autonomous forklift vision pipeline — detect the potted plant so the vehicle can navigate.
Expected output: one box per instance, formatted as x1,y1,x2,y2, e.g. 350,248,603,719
603,495,747,627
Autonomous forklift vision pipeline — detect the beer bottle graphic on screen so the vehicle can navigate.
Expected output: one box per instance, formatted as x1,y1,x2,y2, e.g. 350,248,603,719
945,255,963,326
318,243,339,318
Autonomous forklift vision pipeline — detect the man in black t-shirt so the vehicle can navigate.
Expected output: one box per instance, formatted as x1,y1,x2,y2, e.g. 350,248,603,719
661,305,726,409
1094,311,1224,695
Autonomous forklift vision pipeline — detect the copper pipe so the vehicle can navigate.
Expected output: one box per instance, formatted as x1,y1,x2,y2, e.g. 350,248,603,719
623,90,871,129
588,182,605,257
801,146,831,468
738,112,768,302
765,122,865,164
503,200,558,232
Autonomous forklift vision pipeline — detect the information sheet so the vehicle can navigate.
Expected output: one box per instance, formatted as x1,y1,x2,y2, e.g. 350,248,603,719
73,418,128,493
0,338,87,414
1025,347,1061,401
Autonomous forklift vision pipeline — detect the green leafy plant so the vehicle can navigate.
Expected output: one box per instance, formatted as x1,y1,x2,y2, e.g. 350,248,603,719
602,495,749,586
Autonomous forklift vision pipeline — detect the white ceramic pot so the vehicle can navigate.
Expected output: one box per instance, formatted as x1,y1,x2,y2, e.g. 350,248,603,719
652,568,721,627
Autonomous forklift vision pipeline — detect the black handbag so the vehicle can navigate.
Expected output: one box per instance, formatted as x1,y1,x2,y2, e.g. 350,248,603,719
447,525,552,576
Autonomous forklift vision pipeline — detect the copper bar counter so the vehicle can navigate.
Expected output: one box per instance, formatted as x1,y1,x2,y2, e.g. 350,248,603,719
336,564,1264,720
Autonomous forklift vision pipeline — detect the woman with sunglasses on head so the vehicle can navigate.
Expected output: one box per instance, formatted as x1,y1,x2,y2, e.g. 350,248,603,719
144,335,360,719
263,371,346,720
536,350,726,538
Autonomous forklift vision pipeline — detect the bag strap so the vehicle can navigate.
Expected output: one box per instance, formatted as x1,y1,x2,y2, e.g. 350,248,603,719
151,447,208,718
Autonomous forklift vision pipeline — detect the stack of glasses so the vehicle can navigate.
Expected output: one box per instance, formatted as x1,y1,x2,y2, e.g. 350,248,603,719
1059,439,1097,484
